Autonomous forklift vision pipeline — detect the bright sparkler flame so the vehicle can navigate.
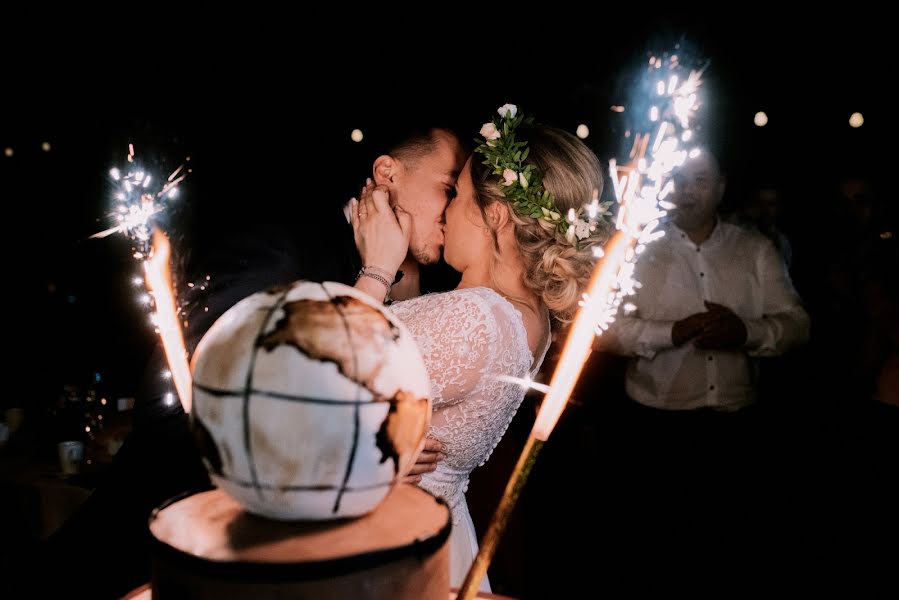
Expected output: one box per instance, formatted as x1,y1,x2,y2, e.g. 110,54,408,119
496,375,552,395
533,232,631,439
95,146,195,413
456,47,709,598
145,230,192,414
90,151,190,254
528,47,704,441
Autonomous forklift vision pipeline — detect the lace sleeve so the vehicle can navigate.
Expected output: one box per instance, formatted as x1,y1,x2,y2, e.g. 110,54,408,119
390,289,507,409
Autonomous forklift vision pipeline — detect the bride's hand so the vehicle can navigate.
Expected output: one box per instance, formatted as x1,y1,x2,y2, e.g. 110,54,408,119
349,180,411,276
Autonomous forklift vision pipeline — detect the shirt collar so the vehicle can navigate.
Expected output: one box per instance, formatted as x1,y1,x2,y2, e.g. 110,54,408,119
667,217,723,248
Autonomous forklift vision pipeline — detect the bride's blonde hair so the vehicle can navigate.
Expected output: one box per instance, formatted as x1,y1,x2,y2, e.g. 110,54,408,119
471,125,612,324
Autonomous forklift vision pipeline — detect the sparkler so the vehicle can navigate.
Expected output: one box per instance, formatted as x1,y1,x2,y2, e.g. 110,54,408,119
91,146,189,253
458,46,707,598
144,229,192,413
93,146,194,413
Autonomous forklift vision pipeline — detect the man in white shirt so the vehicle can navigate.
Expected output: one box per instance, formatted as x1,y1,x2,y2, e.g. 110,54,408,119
603,149,810,412
598,149,811,586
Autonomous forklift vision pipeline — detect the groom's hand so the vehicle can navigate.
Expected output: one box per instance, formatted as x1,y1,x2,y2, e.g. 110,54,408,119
402,437,445,484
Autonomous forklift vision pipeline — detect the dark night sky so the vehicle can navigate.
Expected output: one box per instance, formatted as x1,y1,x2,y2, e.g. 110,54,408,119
1,9,890,405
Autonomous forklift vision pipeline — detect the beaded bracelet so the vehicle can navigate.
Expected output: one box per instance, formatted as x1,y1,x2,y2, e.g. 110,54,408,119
355,266,394,304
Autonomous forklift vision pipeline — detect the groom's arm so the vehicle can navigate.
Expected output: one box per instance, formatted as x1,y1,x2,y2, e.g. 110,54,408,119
402,437,445,484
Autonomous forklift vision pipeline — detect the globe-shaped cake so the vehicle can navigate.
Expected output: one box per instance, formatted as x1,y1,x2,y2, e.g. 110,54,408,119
189,281,431,520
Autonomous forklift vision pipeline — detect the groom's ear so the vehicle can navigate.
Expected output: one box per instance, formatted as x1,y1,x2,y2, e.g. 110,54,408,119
373,155,397,185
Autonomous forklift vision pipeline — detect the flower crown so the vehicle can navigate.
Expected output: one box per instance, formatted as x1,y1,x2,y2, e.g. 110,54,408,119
475,104,612,245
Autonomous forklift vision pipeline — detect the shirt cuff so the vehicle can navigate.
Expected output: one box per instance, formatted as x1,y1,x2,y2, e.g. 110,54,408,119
643,320,676,354
744,318,766,351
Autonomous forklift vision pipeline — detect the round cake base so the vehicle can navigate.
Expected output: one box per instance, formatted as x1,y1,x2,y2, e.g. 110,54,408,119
148,485,450,599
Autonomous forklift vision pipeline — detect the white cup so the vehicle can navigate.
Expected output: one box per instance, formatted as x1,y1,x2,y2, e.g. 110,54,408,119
58,441,85,475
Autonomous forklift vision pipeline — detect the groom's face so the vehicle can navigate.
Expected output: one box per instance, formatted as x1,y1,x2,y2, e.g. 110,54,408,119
393,130,466,264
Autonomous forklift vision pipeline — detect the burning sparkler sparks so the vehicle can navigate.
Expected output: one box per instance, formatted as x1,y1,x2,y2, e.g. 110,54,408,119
459,45,709,598
500,48,706,429
91,152,190,252
145,230,192,413
93,146,197,413
531,47,707,439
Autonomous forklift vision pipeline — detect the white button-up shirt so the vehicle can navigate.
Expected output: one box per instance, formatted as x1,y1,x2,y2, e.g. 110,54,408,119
603,220,810,412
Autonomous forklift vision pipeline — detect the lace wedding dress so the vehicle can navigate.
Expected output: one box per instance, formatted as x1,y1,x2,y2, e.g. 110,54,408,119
391,287,550,591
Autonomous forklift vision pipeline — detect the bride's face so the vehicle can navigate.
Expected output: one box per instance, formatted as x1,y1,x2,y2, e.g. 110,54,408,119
443,158,489,272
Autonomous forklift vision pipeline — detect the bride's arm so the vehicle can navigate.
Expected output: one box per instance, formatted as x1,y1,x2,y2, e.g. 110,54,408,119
348,183,411,303
393,290,522,484
391,291,504,410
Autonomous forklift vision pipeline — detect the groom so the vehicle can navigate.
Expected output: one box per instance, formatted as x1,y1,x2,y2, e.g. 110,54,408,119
21,118,468,598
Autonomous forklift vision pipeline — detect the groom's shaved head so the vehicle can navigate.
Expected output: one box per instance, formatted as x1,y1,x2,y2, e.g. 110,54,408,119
386,126,469,168
389,128,444,165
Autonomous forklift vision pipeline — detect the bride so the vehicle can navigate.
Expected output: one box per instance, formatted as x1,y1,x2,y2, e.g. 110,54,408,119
351,104,612,590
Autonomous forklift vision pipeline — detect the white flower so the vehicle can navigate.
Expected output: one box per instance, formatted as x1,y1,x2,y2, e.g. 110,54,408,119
480,122,501,140
498,104,518,118
566,226,576,243
518,172,529,189
502,169,517,186
574,219,591,240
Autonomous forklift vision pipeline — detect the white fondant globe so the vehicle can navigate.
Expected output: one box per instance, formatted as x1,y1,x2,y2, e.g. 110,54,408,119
190,281,432,521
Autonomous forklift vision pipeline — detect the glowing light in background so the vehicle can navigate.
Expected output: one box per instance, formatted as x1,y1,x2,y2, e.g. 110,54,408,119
576,124,590,139
351,129,364,142
754,111,769,127
849,112,864,128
